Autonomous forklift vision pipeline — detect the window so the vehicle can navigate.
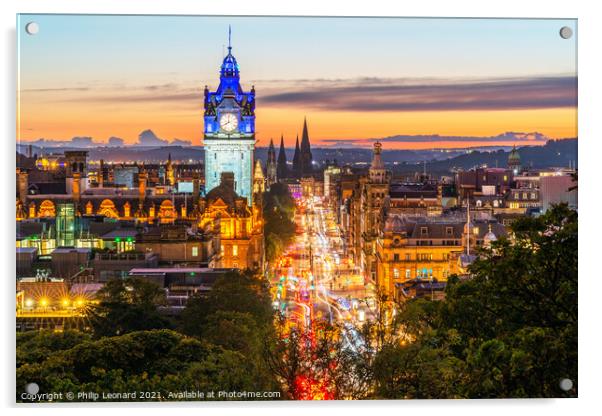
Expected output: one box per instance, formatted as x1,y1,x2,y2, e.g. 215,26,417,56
530,192,536,200
232,244,239,257
405,269,411,279
522,192,528,200
192,246,198,257
220,245,224,256
446,227,453,236
405,253,411,261
421,227,428,236
393,268,399,278
393,253,399,261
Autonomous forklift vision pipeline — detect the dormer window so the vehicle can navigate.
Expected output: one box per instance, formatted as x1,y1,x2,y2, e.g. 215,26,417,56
446,227,453,236
421,227,428,236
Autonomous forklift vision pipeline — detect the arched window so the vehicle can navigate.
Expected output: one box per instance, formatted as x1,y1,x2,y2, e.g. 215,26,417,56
158,199,176,223
38,200,56,217
98,199,119,218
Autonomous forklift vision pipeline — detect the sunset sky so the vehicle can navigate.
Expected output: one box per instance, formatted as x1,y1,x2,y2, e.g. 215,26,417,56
17,15,577,149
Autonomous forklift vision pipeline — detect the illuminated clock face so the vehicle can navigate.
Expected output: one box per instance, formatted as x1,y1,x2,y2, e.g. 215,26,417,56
220,113,238,132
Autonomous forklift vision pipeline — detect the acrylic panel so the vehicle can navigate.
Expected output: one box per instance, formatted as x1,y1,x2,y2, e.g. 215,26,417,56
16,14,577,402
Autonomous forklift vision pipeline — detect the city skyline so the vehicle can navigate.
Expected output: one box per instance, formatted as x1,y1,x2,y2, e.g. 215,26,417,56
18,15,577,148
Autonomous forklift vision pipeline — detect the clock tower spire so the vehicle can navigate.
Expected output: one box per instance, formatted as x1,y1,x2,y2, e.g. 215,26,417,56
203,27,256,204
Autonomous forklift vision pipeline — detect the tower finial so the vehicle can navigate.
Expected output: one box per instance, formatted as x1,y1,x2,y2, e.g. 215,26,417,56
228,25,232,51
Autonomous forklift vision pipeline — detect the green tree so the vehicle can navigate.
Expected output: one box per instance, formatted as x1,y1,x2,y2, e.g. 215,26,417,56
180,270,273,338
263,183,296,263
88,277,172,338
369,204,577,398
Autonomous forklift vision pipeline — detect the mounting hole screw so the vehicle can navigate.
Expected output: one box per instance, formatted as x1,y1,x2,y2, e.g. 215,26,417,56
559,378,573,391
25,382,40,395
559,26,573,39
25,22,39,35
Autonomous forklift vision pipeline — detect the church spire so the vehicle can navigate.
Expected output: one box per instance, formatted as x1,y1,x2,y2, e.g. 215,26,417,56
266,138,277,186
277,134,288,180
299,117,313,176
292,135,301,178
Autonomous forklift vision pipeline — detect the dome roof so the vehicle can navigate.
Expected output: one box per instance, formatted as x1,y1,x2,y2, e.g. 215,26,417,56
508,146,521,164
483,224,497,247
220,48,239,78
206,172,239,208
206,184,238,208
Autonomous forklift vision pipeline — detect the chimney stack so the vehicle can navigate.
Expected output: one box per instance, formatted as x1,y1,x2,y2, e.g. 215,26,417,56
138,170,148,203
98,159,104,187
220,172,235,190
193,171,200,203
72,172,81,203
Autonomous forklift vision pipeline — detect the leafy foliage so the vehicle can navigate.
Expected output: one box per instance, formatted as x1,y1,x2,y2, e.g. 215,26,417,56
263,183,296,263
368,204,577,398
17,270,281,401
88,277,173,338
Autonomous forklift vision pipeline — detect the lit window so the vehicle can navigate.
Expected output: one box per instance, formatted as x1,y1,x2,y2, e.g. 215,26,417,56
405,269,411,278
232,244,238,257
220,245,224,256
393,268,399,278
192,246,198,257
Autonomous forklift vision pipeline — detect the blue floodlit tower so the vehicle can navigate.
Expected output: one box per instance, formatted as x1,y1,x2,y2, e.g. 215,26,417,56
203,27,255,204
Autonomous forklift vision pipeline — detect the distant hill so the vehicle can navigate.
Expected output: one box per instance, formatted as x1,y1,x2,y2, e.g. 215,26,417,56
17,139,576,173
389,139,577,175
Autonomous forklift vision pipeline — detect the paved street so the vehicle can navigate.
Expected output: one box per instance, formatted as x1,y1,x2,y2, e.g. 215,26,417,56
271,194,376,340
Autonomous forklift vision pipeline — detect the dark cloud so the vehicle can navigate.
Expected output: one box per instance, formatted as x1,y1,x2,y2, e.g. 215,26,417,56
36,76,576,113
260,76,577,112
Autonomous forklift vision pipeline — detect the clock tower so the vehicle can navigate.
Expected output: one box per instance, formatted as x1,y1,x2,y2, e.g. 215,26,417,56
203,27,255,205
